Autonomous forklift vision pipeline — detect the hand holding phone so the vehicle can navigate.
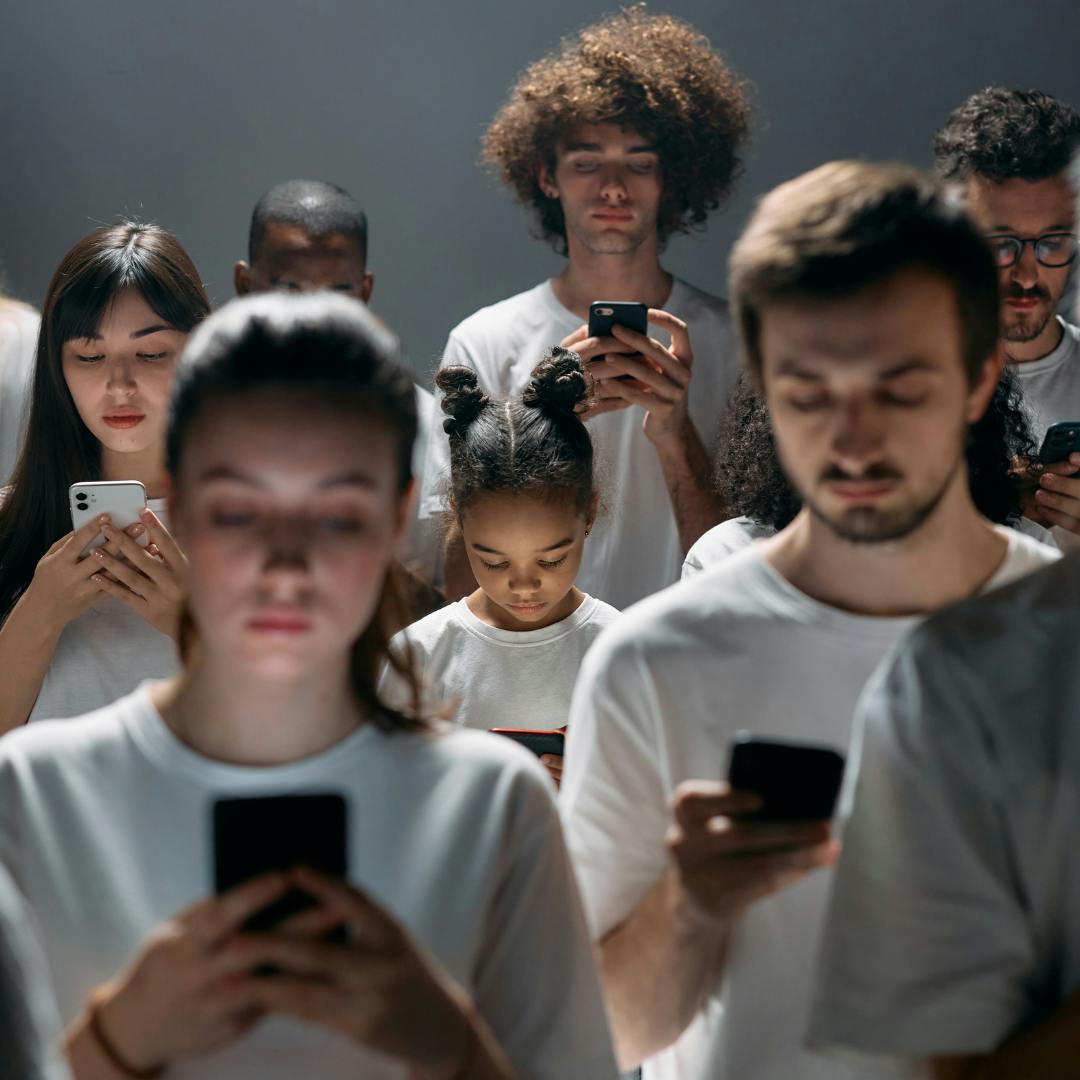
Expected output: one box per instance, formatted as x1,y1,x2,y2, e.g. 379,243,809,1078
727,734,845,821
69,481,149,556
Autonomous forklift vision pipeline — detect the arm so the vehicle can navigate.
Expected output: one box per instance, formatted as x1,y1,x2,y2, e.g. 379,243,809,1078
651,418,727,555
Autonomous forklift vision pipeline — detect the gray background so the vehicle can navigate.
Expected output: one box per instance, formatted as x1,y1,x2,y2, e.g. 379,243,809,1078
2,0,1079,382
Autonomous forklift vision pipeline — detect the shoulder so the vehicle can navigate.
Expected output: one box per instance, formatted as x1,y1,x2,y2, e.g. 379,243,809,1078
998,524,1062,579
446,282,553,350
684,516,773,577
582,596,622,628
391,601,467,656
668,278,732,327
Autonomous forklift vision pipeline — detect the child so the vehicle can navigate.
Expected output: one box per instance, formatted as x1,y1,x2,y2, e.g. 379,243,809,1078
385,347,619,786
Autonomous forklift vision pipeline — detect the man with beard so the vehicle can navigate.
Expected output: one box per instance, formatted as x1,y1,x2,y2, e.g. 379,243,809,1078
560,163,1060,1080
934,87,1080,536
419,9,751,609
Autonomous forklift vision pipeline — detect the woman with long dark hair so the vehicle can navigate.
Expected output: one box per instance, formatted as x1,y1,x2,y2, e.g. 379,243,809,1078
0,292,617,1079
0,222,209,730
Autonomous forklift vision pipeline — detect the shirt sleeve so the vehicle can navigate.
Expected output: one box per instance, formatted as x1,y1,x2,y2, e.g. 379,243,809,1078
472,769,619,1080
809,630,1040,1059
560,632,672,941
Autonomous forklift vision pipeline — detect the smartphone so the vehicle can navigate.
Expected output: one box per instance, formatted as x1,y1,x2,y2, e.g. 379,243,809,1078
728,734,845,821
1038,421,1080,474
213,793,348,940
69,481,148,556
490,728,565,758
588,300,648,339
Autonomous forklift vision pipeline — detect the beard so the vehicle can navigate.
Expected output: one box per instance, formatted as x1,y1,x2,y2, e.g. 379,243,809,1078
1001,283,1059,343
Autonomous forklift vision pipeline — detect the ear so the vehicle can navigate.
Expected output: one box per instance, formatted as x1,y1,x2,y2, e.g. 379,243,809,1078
966,345,1006,424
537,163,558,200
360,272,375,305
233,261,253,297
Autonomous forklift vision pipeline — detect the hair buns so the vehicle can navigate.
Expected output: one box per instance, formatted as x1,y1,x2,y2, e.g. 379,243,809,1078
436,365,490,436
522,346,591,416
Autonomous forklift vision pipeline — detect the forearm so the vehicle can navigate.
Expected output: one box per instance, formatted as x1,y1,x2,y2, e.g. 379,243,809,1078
933,989,1080,1080
0,589,61,733
442,520,477,602
653,421,726,554
599,867,727,1070
65,1014,132,1080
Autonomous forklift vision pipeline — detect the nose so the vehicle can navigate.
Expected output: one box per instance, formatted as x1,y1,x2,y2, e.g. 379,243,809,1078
599,167,629,204
260,518,312,590
509,567,542,596
1010,243,1041,290
105,356,137,397
830,399,885,474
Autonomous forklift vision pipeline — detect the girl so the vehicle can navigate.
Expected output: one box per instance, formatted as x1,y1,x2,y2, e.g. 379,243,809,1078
384,350,618,787
0,293,617,1079
0,223,208,730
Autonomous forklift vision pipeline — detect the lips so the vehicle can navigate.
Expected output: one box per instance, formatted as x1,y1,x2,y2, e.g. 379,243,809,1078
507,602,547,614
592,210,633,222
103,413,145,429
248,609,313,634
828,482,897,502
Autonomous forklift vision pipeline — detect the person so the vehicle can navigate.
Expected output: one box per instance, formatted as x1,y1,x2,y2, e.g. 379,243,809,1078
383,348,618,788
0,291,619,1079
235,177,443,592
419,7,751,610
934,86,1080,538
0,289,40,485
0,861,70,1079
681,372,1055,577
559,162,1062,1080
807,147,1080,1080
0,223,209,731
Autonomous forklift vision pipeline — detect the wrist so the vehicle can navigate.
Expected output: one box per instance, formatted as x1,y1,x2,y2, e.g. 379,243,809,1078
12,579,66,645
90,982,166,1078
647,414,695,456
662,865,726,941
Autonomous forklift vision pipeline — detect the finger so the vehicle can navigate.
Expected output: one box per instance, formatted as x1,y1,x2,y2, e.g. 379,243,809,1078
576,336,637,362
1032,506,1080,534
274,904,349,940
673,781,763,826
139,508,185,566
576,400,634,421
558,324,590,349
609,325,689,380
600,355,682,398
1040,453,1080,476
89,571,146,608
291,867,399,948
228,933,348,979
1034,487,1080,517
646,308,692,364
66,513,113,556
1039,471,1080,496
182,872,290,944
103,526,171,587
92,549,152,598
674,817,833,859
235,975,340,1025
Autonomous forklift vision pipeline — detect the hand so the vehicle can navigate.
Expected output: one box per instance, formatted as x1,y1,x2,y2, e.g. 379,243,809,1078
234,867,482,1077
539,753,564,788
665,781,839,931
25,513,114,630
89,508,188,637
93,873,291,1072
1029,455,1080,534
558,323,639,421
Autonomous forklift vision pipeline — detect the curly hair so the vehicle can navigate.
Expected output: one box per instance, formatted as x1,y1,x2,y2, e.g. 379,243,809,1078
934,86,1080,182
716,370,1038,531
483,5,752,252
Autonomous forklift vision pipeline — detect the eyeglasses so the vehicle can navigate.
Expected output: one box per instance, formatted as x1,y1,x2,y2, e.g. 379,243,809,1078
987,232,1078,269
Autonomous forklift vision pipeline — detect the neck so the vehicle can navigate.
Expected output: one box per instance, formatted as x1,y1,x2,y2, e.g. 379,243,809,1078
150,652,365,766
1003,315,1064,364
100,443,167,499
551,236,672,320
763,474,1008,617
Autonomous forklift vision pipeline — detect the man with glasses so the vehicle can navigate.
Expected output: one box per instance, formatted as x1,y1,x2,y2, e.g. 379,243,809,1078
935,86,1080,536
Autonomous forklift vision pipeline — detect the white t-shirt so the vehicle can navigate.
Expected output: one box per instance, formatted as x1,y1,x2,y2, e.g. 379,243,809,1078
1009,317,1080,439
560,528,1059,1080
810,552,1080,1066
0,862,69,1080
402,384,443,586
28,498,180,723
0,685,618,1080
383,594,620,731
682,515,1058,579
419,278,740,609
0,301,39,486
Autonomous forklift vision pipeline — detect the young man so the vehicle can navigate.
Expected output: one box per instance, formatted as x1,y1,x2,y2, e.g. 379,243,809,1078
559,162,1060,1080
809,151,1080,1080
235,179,442,591
935,87,1080,537
419,9,751,609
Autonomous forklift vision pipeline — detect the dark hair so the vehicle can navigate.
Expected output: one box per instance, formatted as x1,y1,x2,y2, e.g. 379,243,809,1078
0,222,210,621
731,162,1001,386
437,347,595,516
934,86,1080,183
482,5,751,253
248,179,368,266
716,370,1039,530
167,291,424,733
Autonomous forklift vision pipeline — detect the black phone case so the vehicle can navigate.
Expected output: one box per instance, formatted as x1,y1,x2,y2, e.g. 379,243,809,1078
490,729,565,758
1038,422,1080,468
728,737,845,821
588,301,648,339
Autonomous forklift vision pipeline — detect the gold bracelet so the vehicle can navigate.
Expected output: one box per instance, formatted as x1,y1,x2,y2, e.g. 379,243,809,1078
86,987,165,1079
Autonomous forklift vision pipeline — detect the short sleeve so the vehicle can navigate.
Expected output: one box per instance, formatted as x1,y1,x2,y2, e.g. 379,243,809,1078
809,636,1039,1058
560,635,672,940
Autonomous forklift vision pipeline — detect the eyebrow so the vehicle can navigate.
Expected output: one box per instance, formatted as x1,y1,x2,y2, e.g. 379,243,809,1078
471,537,575,555
198,465,377,489
987,224,1074,234
774,358,939,380
80,323,175,342
562,142,657,154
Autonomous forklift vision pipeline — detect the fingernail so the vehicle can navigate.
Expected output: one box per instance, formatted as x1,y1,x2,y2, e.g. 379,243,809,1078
1041,474,1055,487
98,514,109,524
140,507,152,519
130,524,145,537
102,525,116,538
93,549,106,560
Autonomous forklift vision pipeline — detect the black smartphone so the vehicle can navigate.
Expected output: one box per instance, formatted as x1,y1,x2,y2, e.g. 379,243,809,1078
728,734,845,821
588,300,648,339
213,793,348,937
1038,421,1080,474
490,728,565,758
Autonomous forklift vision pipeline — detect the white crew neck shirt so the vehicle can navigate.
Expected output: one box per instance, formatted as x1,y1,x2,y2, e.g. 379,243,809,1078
27,497,181,723
0,302,39,486
810,553,1080,1067
1009,317,1080,439
561,527,1059,1080
418,278,740,609
383,593,620,731
0,685,619,1079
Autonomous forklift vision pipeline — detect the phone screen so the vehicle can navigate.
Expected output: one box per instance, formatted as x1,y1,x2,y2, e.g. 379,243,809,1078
728,736,845,821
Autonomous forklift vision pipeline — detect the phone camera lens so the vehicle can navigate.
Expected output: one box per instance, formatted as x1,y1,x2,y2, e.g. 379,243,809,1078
77,503,88,511
76,492,87,500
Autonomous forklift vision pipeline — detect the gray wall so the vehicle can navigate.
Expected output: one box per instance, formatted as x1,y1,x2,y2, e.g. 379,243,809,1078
2,0,1079,381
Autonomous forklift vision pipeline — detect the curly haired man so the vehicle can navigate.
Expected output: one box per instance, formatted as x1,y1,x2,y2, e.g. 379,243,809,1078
935,87,1080,541
418,8,752,610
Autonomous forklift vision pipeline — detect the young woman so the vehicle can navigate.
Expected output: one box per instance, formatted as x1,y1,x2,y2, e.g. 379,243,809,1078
0,293,618,1079
383,350,618,787
0,223,209,730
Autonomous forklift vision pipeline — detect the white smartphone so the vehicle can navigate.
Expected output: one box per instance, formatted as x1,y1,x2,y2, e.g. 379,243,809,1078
69,481,149,556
